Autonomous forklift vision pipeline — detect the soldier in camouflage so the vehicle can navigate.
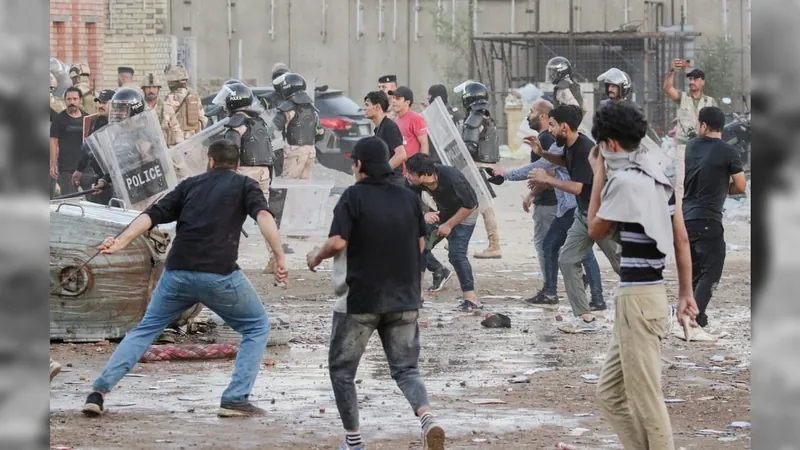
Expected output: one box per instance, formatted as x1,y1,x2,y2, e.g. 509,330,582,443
164,66,207,141
69,63,98,114
50,73,65,122
141,72,184,147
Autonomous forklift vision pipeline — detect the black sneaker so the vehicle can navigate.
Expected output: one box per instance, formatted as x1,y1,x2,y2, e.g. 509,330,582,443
82,392,104,417
218,402,267,418
455,299,482,312
428,268,453,292
589,301,607,312
524,291,559,309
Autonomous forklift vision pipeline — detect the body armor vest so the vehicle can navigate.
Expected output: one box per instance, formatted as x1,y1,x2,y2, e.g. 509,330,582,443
239,116,274,166
76,83,97,114
553,79,584,109
175,89,202,132
280,100,318,146
462,111,499,164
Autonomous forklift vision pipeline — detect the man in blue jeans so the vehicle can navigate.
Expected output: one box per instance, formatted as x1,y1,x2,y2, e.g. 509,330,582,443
406,153,481,312
306,137,445,450
81,139,289,418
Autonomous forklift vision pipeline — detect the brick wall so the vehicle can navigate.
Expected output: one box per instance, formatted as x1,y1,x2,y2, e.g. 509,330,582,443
101,0,174,90
50,0,105,89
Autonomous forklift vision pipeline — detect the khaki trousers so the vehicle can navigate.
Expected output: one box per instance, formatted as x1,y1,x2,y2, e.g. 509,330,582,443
675,143,686,213
238,166,271,202
596,284,674,450
282,144,315,179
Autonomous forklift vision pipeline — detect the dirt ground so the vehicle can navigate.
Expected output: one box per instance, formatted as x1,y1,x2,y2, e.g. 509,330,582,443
50,163,751,450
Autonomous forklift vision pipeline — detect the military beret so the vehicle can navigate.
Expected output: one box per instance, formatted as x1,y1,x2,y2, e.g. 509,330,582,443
118,66,135,75
378,75,397,84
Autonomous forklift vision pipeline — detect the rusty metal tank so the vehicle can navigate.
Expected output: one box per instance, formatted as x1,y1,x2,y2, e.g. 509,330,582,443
50,200,201,342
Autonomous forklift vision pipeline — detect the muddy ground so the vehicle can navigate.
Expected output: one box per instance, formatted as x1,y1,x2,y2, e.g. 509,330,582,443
50,163,751,450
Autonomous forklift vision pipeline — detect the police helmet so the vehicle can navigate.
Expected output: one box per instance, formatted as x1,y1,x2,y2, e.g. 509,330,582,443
545,56,573,84
225,82,254,112
273,72,306,99
461,82,490,111
597,68,632,99
50,73,57,90
224,78,243,86
271,63,290,82
109,87,146,124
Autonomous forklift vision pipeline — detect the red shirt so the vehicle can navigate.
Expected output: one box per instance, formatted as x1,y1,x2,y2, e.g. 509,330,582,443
394,109,428,161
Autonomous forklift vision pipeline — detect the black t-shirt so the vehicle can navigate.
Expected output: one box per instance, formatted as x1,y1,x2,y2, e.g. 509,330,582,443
50,110,88,172
374,116,405,176
416,165,479,224
683,136,744,223
531,130,558,206
564,133,596,214
329,177,426,314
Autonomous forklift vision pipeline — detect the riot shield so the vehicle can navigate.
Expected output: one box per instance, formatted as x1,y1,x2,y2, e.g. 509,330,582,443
168,117,229,180
82,114,98,142
269,178,334,237
422,98,493,211
85,109,178,210
50,57,71,98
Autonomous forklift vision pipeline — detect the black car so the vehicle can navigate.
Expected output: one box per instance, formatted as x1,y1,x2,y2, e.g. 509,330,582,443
202,86,373,174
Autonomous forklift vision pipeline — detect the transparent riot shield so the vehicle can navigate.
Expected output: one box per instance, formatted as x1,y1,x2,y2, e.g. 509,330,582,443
269,178,334,237
85,109,179,210
422,98,493,211
168,117,229,180
50,57,72,98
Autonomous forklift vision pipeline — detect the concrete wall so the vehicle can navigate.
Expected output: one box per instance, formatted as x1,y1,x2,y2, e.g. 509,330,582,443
50,0,106,88
101,0,174,90
167,0,749,99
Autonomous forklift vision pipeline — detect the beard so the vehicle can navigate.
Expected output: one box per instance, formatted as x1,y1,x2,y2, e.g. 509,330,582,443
528,117,540,131
555,133,567,147
145,93,158,102
66,104,78,112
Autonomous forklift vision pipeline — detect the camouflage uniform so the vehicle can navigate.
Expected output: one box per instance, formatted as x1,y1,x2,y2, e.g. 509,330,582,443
50,73,65,115
164,67,207,140
69,63,97,114
140,72,184,147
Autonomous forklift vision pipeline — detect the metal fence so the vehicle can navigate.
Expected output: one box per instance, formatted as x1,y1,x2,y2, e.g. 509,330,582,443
472,30,704,140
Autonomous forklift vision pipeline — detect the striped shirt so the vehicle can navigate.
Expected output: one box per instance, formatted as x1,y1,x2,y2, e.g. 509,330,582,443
618,194,676,287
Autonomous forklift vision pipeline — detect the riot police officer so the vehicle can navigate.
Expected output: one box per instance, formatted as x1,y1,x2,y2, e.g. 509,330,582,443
597,67,634,109
69,63,97,114
222,82,274,202
50,73,65,122
545,56,585,112
272,72,323,179
461,82,503,259
88,88,147,194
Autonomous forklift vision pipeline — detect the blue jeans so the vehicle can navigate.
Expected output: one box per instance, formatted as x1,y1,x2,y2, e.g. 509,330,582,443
92,269,270,406
422,222,475,292
542,208,604,303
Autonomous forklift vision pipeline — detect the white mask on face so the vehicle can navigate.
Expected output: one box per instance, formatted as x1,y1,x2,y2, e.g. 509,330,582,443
600,142,633,172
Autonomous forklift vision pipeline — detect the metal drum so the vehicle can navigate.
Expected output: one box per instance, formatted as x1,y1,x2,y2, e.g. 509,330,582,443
49,200,202,342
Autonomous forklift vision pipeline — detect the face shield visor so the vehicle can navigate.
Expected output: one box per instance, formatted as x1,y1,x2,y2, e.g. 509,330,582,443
109,101,134,124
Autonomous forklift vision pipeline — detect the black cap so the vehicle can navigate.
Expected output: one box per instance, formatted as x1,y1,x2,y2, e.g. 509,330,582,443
118,66,134,75
428,84,448,104
378,75,397,84
686,69,705,80
352,136,393,176
388,86,413,104
95,89,116,102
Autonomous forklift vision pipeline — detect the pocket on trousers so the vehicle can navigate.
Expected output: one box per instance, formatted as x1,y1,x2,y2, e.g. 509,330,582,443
205,273,243,308
636,292,669,339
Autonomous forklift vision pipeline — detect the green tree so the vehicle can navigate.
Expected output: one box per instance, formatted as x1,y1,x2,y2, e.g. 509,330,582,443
427,4,472,87
693,36,746,102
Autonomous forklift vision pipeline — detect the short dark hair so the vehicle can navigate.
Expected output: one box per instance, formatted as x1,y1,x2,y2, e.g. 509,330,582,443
405,153,436,176
548,105,583,131
64,86,83,99
364,91,389,113
207,139,240,169
591,101,648,151
698,106,725,132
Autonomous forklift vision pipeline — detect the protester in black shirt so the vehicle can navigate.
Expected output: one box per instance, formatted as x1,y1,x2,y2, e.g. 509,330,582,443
82,139,288,419
50,86,87,198
364,91,406,183
406,153,481,312
683,106,747,333
305,137,446,450
526,104,620,321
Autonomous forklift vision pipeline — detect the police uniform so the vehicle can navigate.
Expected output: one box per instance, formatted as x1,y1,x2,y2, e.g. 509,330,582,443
273,73,323,180
460,82,502,259
225,111,274,202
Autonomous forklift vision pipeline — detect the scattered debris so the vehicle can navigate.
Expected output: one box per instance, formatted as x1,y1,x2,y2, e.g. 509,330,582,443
508,376,530,384
523,368,552,375
580,374,599,383
481,313,511,328
728,421,751,429
664,398,685,403
568,428,590,436
573,413,593,417
468,398,506,405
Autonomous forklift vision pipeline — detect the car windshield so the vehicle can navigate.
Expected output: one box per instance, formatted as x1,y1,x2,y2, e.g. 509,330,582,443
316,94,363,117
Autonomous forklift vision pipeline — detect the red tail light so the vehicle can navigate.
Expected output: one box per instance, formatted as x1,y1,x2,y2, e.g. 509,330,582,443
320,117,353,130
